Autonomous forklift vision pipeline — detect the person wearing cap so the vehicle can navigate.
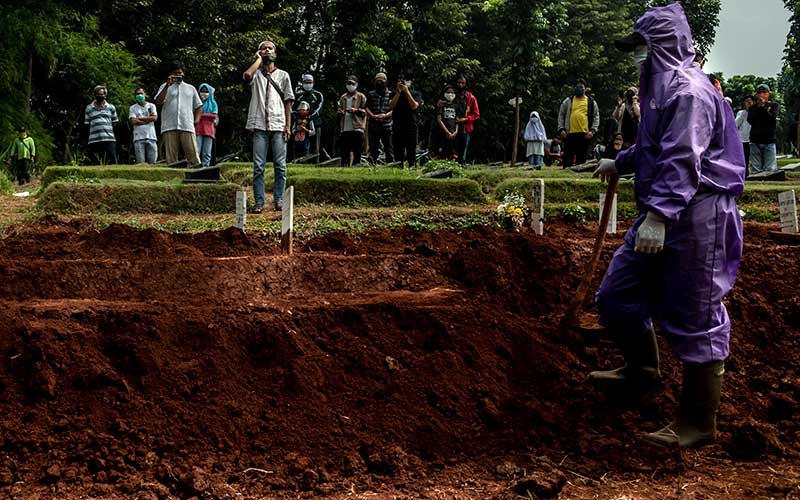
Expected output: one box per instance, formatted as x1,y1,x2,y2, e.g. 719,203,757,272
747,84,779,174
389,72,422,168
366,72,394,164
4,127,36,185
735,95,753,171
292,101,316,157
557,78,600,168
337,76,367,166
244,40,294,212
590,2,746,449
294,74,324,155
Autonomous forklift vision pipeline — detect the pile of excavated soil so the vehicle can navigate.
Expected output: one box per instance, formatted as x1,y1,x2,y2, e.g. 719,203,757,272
0,219,798,499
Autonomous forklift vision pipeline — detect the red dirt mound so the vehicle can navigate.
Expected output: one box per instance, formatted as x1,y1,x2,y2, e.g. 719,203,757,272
0,220,798,499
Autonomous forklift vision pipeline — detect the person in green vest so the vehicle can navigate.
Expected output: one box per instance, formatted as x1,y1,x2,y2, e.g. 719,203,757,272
4,127,36,185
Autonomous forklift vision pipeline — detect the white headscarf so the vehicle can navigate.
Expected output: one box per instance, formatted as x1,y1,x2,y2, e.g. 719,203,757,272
524,111,546,141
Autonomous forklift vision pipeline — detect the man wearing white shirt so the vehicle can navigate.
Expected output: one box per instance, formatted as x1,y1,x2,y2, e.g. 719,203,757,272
244,40,294,212
129,87,158,164
735,95,753,172
155,60,202,166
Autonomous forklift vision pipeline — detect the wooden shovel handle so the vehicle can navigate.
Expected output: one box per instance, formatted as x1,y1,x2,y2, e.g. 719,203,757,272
560,174,620,331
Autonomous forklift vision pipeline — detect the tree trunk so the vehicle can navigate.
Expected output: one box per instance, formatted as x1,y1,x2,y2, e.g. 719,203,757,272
26,47,33,114
510,98,520,167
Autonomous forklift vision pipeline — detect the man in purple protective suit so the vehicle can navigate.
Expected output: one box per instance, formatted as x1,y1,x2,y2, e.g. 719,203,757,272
589,2,746,449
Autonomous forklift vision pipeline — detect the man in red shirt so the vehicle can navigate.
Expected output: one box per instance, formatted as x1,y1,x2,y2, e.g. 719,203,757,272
455,76,480,166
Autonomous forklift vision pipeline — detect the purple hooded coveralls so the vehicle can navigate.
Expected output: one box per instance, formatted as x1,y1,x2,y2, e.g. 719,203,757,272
595,3,746,364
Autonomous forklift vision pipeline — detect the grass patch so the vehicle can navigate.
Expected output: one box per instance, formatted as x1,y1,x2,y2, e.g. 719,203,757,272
37,180,240,214
288,175,485,207
0,170,12,195
41,165,191,187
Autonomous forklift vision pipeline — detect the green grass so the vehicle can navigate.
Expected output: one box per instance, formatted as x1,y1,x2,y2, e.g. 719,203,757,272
287,175,485,207
36,180,241,214
41,165,189,187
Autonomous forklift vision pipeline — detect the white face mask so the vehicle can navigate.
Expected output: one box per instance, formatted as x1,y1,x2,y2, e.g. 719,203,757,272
404,80,412,88
444,93,455,102
346,83,357,93
632,45,648,68
302,83,313,91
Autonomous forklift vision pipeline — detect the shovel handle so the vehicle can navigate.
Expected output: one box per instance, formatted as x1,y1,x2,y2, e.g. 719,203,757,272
560,174,619,330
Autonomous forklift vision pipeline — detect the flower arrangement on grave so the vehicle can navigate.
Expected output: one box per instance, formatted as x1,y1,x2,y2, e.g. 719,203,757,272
496,192,528,231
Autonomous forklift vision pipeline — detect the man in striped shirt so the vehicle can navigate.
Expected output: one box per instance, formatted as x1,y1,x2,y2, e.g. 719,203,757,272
84,85,118,165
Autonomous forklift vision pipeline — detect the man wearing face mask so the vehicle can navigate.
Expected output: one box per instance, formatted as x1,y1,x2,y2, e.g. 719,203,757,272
337,76,367,166
557,78,600,168
590,3,746,449
747,84,780,174
389,73,422,168
129,87,158,164
155,60,203,167
294,74,324,155
366,72,394,164
84,85,118,165
244,40,294,212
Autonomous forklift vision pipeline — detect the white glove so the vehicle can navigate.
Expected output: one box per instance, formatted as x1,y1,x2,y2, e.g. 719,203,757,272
593,159,617,182
635,211,666,254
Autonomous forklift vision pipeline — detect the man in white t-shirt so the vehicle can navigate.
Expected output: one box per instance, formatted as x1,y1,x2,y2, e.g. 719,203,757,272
155,60,202,166
244,40,295,212
129,87,158,164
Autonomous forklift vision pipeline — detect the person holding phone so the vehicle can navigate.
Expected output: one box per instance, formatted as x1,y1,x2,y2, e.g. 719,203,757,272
155,60,203,167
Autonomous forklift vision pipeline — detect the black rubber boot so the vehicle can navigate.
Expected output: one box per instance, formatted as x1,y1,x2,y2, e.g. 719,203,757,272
588,324,661,390
642,360,724,448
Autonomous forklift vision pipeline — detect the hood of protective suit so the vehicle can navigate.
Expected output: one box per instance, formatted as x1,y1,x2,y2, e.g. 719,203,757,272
633,2,695,75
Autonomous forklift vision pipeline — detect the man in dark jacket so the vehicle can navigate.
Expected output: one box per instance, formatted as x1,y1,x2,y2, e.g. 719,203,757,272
747,83,779,173
366,72,393,164
557,78,600,168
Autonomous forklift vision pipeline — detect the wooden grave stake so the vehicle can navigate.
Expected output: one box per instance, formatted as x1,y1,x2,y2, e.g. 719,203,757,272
281,186,294,255
599,192,617,234
779,189,799,234
235,191,247,231
531,179,544,235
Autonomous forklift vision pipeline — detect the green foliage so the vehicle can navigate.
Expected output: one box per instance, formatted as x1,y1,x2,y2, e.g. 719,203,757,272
37,181,240,214
421,159,465,177
560,204,588,222
0,170,13,195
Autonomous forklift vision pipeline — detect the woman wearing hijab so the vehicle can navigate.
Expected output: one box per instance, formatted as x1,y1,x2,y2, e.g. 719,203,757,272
524,111,547,169
196,83,219,168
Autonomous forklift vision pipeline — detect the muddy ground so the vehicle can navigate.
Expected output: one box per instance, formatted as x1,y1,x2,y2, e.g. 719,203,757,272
0,217,799,499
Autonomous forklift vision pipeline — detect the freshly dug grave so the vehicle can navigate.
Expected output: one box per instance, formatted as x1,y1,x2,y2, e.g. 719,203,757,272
0,218,798,499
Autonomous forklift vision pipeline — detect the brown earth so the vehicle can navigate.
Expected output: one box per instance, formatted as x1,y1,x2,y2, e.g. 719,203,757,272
0,217,799,499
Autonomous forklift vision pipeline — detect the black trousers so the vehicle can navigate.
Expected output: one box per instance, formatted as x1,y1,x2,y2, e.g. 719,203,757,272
90,141,118,165
368,125,394,163
563,132,590,168
393,125,417,167
743,142,750,172
340,131,364,166
12,158,32,184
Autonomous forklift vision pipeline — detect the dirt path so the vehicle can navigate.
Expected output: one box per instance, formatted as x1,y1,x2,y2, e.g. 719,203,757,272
0,221,798,499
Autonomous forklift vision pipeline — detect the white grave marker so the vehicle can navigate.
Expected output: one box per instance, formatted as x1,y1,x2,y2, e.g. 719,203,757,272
599,192,618,234
531,179,544,235
779,190,799,234
235,191,247,230
281,186,295,255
